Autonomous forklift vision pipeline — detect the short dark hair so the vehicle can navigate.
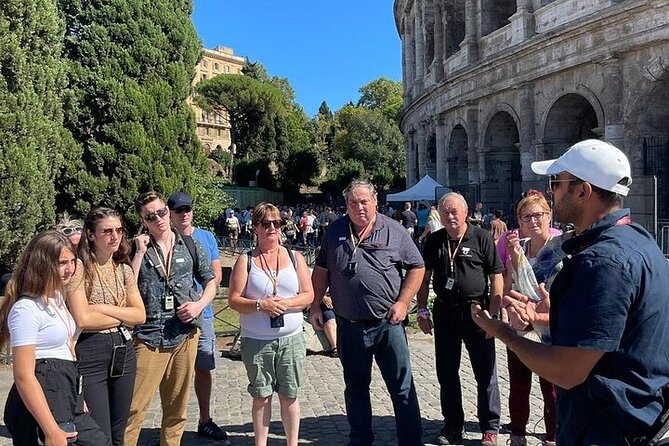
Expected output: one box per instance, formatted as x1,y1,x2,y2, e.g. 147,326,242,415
134,191,164,215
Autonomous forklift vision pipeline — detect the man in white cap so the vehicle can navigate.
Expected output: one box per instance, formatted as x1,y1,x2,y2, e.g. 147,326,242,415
471,140,669,445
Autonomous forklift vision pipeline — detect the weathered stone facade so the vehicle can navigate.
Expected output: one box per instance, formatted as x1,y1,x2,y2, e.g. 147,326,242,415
394,0,669,223
188,46,245,157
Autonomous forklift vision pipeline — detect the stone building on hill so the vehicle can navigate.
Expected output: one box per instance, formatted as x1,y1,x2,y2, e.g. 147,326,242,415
394,0,669,225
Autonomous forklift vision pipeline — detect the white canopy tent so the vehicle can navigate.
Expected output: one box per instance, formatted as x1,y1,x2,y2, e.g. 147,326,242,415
386,175,450,202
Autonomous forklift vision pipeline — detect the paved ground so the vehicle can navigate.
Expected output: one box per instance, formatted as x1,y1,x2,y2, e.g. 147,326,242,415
0,330,550,446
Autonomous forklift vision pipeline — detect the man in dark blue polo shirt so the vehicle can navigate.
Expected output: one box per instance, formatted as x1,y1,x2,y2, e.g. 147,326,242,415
472,140,669,445
310,179,425,446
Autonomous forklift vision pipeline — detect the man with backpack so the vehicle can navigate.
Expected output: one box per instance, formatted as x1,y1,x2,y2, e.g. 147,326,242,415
168,192,228,443
125,191,218,446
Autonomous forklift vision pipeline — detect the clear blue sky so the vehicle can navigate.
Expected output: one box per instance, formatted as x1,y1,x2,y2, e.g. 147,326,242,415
191,1,402,117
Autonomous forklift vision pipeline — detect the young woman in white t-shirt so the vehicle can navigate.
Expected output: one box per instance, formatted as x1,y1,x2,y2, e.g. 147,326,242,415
0,230,110,446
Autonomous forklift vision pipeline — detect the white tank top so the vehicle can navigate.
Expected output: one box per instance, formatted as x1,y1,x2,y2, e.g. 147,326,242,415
240,251,303,340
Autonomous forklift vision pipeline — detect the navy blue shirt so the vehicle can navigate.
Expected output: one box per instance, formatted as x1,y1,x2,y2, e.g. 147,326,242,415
549,209,669,444
316,213,424,321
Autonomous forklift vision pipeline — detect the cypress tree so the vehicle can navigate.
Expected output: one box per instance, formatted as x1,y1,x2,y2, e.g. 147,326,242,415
0,0,73,269
58,0,206,215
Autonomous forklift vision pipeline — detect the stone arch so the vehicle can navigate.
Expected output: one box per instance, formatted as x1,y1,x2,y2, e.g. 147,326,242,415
542,91,602,159
447,124,469,187
627,67,669,218
482,108,521,213
444,0,466,59
480,0,516,36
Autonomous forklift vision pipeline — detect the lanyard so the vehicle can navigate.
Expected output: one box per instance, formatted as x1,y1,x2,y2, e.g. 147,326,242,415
151,234,173,280
348,219,374,257
49,297,76,361
446,232,466,275
94,261,125,306
259,249,281,296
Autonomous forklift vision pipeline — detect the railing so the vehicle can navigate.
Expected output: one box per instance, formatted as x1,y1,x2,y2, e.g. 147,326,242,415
658,220,669,258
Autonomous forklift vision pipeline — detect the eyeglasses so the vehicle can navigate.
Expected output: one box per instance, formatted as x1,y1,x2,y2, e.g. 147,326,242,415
259,220,281,229
99,227,124,237
173,206,192,214
61,227,83,236
519,212,548,223
143,207,169,222
548,175,581,191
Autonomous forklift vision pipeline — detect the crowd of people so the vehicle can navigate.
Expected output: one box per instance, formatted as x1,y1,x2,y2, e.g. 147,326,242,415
0,138,668,446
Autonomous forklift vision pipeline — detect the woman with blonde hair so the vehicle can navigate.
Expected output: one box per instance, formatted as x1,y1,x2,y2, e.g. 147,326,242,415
502,190,560,446
418,207,443,243
66,207,145,445
228,202,314,446
1,230,110,445
56,213,84,248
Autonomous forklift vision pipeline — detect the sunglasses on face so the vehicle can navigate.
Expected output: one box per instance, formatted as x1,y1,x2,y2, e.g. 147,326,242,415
143,207,169,222
548,175,581,191
173,206,192,214
61,227,83,236
519,212,548,223
259,220,281,229
99,227,124,237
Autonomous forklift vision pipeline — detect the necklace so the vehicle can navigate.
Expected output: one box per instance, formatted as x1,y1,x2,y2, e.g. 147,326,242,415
94,260,125,306
49,296,76,361
259,247,281,296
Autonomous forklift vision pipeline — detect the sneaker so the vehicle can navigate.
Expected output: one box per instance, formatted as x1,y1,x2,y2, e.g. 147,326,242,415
197,418,229,442
434,427,464,445
507,434,527,446
481,432,498,446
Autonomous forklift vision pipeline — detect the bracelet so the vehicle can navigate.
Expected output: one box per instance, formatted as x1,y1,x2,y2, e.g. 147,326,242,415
255,299,261,312
416,307,430,321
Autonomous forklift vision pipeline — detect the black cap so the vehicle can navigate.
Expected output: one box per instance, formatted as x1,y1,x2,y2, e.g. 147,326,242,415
167,192,193,210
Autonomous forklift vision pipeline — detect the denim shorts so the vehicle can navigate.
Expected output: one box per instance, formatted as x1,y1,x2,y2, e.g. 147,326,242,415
195,316,216,371
241,332,305,398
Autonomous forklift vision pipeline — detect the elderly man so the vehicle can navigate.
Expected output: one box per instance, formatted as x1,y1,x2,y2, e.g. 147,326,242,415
310,179,425,446
472,140,669,445
417,192,503,446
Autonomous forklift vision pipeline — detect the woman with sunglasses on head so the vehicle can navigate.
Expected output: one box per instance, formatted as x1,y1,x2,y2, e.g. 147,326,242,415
56,213,84,248
228,202,314,446
1,230,111,446
66,207,145,445
500,191,562,446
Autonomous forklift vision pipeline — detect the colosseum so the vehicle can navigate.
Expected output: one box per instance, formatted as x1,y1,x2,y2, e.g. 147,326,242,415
394,0,669,229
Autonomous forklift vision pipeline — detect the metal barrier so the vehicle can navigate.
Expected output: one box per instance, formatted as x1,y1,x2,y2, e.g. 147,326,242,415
658,221,669,258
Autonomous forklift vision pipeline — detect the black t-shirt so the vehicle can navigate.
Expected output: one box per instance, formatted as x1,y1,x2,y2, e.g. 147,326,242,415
423,224,503,303
400,210,417,228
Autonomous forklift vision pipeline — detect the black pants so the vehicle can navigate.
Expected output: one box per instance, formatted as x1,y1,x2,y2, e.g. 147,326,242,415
433,299,501,433
3,358,111,446
76,331,136,446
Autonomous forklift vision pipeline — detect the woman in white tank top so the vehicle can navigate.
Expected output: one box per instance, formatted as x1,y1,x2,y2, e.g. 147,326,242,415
228,203,314,446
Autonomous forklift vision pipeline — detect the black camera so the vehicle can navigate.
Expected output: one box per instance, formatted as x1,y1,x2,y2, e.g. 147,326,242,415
270,315,285,328
345,261,358,276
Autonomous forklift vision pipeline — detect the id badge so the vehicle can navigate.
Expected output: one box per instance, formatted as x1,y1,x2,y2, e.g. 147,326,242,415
164,294,175,311
445,278,455,290
118,325,132,343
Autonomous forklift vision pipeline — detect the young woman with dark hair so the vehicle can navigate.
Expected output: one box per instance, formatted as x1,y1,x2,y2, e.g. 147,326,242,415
1,230,111,445
66,207,145,445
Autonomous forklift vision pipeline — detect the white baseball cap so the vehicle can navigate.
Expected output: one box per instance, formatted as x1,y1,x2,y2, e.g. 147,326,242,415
531,139,632,196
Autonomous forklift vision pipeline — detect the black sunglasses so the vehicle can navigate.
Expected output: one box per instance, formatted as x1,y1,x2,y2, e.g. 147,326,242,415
173,206,192,214
259,220,281,229
143,207,169,222
548,175,581,191
61,227,83,236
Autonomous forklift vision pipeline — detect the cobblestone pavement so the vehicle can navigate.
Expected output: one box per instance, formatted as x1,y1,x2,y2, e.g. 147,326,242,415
0,331,550,445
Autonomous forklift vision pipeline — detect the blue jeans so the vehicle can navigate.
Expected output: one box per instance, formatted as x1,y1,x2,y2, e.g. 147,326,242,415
337,317,423,446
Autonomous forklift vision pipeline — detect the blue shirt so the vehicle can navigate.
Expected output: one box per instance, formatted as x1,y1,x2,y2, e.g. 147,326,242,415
550,209,669,444
191,228,220,319
315,213,424,321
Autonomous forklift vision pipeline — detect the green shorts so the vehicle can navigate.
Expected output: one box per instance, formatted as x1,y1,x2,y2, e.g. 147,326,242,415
241,333,305,398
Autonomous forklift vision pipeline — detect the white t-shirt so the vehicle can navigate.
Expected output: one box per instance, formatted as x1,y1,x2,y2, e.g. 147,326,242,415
240,252,302,340
306,215,316,234
8,295,76,361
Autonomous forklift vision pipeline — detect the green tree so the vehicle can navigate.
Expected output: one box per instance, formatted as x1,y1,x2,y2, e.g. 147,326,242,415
57,0,207,215
191,176,235,232
309,101,336,166
357,77,403,122
333,105,405,192
0,0,74,269
319,159,366,198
